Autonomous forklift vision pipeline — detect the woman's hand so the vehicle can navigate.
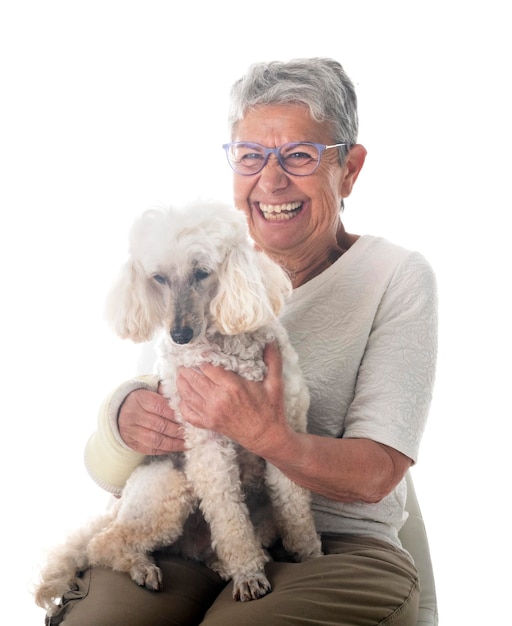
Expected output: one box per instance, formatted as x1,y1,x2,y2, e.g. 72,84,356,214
176,342,292,457
118,388,186,455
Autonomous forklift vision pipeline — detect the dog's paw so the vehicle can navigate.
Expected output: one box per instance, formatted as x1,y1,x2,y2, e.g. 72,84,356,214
232,572,271,601
297,542,323,562
130,563,163,591
283,531,323,562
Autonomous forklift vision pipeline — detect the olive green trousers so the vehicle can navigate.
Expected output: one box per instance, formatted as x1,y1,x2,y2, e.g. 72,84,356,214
46,534,419,626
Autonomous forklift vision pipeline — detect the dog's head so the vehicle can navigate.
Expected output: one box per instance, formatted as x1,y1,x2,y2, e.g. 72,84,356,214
105,201,292,344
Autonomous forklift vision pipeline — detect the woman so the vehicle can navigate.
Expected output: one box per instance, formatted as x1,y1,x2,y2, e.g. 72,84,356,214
52,58,437,625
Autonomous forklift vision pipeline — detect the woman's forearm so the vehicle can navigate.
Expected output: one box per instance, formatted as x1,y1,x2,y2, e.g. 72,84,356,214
260,428,412,504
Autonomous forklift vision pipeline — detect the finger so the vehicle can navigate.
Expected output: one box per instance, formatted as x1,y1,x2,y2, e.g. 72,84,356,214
263,341,285,394
143,425,186,455
136,388,176,420
122,415,186,454
176,370,209,416
263,341,282,373
177,365,221,398
177,400,209,431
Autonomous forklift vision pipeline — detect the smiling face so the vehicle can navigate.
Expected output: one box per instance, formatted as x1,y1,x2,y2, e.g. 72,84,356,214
231,104,366,285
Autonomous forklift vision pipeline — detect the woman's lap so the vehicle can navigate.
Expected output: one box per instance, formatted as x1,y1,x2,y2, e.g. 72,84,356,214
202,535,419,626
46,555,226,626
47,535,419,626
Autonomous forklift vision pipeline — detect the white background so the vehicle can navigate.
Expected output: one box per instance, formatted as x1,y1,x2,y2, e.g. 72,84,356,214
1,1,510,623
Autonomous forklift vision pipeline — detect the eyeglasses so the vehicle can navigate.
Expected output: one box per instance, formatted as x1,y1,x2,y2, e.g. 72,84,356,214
222,141,348,176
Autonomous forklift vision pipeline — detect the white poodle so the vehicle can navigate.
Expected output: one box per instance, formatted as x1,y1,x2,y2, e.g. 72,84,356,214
35,200,322,615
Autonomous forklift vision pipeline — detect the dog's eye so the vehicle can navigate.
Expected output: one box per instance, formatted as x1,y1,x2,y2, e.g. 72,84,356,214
152,274,167,285
193,268,210,282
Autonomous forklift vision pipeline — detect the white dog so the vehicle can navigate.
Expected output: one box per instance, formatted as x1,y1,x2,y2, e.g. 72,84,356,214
35,200,322,615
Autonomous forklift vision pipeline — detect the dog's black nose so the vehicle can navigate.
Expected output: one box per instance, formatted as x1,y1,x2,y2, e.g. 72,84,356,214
170,327,194,344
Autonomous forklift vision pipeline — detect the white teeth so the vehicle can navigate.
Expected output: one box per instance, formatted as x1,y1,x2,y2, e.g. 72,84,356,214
259,202,302,220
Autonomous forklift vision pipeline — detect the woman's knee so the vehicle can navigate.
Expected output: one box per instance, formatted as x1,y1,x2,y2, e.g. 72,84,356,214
46,555,226,626
201,537,419,626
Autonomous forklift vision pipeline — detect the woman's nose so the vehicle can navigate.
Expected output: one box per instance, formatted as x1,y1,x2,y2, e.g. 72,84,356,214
257,155,290,192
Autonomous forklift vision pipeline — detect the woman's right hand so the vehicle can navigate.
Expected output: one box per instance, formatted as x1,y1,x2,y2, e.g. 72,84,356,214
118,388,186,455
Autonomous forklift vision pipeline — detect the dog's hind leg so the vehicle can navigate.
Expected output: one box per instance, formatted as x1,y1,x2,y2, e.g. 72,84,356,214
185,436,271,601
87,458,196,591
35,510,116,614
264,463,323,561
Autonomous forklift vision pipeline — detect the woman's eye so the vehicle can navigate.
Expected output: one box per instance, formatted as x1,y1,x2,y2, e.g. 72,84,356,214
287,150,313,161
241,152,264,162
152,274,166,285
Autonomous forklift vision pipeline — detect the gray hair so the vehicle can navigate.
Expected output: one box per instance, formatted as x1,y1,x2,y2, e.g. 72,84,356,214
228,57,359,163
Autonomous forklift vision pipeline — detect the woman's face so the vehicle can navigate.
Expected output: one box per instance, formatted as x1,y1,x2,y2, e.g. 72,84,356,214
231,104,364,262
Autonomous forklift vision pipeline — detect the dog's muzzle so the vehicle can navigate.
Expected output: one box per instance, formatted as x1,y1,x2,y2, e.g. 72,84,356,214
170,327,194,344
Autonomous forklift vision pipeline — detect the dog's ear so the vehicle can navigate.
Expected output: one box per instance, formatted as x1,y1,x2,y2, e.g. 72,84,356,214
211,245,292,335
105,260,161,342
254,250,293,315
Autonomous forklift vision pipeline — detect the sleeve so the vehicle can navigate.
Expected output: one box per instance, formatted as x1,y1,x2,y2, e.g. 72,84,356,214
84,374,160,495
343,251,438,462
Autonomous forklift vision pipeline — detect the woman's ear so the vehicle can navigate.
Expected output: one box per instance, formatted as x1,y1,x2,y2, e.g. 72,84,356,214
340,144,367,198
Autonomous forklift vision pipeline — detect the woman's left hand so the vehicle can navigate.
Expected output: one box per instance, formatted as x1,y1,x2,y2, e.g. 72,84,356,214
176,342,291,456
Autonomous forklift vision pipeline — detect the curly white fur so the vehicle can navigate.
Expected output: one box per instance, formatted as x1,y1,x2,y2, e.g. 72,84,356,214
35,200,322,615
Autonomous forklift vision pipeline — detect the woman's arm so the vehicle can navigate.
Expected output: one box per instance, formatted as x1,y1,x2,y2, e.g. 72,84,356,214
84,374,185,494
176,344,411,504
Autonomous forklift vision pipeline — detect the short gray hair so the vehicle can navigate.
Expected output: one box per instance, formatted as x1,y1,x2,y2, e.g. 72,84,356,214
228,57,359,163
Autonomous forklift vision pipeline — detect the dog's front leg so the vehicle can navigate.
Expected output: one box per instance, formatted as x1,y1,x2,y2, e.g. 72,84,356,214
264,463,323,561
87,458,196,591
185,434,271,601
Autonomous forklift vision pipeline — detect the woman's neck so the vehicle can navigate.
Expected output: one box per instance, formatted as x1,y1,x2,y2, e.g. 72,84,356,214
280,223,360,288
286,249,342,287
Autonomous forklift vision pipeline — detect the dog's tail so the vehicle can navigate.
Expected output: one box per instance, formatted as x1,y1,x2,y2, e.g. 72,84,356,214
34,511,115,615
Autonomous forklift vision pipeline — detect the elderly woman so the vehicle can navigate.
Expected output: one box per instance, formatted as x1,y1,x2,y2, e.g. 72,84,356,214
52,58,437,625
